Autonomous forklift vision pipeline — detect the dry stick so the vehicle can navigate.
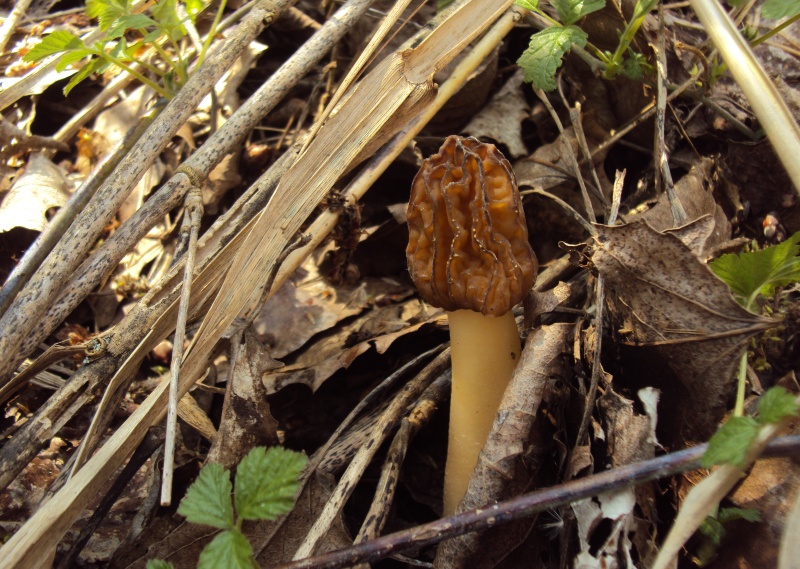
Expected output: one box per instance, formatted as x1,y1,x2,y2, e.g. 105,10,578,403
0,0,295,386
292,358,452,560
0,101,163,317
569,102,607,208
4,0,371,385
160,186,203,506
0,0,33,54
653,2,686,226
352,374,449,569
534,88,596,223
275,436,800,569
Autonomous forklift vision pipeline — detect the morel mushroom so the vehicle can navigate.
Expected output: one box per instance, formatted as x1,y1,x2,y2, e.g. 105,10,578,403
406,135,538,515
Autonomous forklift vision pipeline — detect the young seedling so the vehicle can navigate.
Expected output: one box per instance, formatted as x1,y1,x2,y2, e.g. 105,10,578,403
148,446,307,569
406,135,538,515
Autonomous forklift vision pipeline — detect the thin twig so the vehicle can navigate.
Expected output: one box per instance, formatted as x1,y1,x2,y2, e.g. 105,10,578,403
161,186,203,506
274,436,800,569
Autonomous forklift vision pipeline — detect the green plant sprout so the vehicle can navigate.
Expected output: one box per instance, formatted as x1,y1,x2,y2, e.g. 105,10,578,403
732,0,800,48
693,506,761,566
23,0,225,98
515,0,657,91
147,446,307,569
711,230,800,416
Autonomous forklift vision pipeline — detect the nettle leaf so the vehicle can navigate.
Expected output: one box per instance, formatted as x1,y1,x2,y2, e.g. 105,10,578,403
151,0,187,40
23,31,86,62
177,462,235,529
711,231,800,306
763,0,800,19
146,560,175,569
517,25,587,91
701,416,760,468
197,529,254,569
514,0,540,11
757,386,800,425
234,447,307,522
553,0,605,25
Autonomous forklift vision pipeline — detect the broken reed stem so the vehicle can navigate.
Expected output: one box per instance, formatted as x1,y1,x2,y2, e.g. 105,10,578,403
275,435,800,569
161,187,203,507
0,0,295,386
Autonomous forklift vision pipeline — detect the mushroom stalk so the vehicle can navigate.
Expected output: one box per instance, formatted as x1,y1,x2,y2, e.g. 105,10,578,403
444,308,521,516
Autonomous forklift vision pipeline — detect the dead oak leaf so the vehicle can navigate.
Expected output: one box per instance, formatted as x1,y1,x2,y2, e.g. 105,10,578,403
571,220,777,438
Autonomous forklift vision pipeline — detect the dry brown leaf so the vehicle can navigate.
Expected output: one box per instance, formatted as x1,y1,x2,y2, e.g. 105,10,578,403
262,298,432,394
0,153,69,233
631,157,731,254
463,68,529,158
574,220,775,438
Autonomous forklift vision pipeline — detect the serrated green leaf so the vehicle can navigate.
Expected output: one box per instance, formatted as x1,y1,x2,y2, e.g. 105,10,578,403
763,0,800,19
23,31,86,62
63,57,103,95
710,231,800,307
151,0,186,40
757,386,800,425
88,0,131,30
621,49,651,79
514,0,540,11
54,49,92,71
552,0,605,25
517,25,587,91
146,560,175,569
701,416,760,468
234,447,306,522
717,506,761,524
177,462,234,529
198,529,254,569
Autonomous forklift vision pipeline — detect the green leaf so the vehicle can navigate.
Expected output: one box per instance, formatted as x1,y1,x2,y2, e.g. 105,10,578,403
763,0,800,19
710,231,800,307
54,49,92,71
621,49,651,79
698,516,725,545
23,31,86,62
87,0,132,30
757,386,800,425
514,0,540,11
552,0,605,25
234,447,306,522
177,462,234,529
717,506,761,524
197,529,254,569
63,57,103,95
146,560,175,569
701,416,760,468
185,0,205,21
517,25,587,91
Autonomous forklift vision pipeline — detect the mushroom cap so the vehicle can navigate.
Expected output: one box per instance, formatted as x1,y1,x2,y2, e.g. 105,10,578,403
406,136,538,316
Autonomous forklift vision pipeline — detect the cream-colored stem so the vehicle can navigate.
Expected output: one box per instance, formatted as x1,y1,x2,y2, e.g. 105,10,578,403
443,308,521,516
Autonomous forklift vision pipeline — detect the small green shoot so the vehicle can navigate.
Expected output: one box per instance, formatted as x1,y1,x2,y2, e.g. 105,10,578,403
150,446,307,569
702,386,799,468
711,231,800,311
23,0,220,98
694,507,761,566
710,231,800,415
